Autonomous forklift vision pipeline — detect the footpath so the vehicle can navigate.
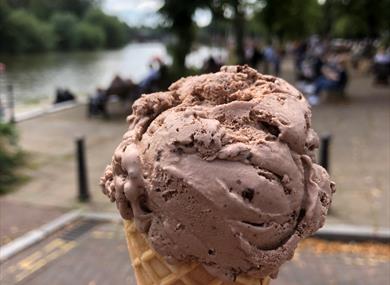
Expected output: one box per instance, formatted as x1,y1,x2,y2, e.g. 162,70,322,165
0,64,389,284
1,213,389,285
3,68,389,227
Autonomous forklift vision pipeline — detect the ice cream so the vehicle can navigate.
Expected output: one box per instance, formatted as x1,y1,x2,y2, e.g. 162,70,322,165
101,65,335,281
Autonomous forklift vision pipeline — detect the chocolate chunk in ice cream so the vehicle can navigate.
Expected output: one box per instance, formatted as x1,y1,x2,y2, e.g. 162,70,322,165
101,65,336,281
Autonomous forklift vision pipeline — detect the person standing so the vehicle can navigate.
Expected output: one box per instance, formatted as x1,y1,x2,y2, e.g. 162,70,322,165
249,45,263,71
264,43,281,76
308,54,348,106
373,46,390,85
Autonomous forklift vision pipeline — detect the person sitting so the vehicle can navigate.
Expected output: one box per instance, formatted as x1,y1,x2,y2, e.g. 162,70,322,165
373,46,390,85
308,54,348,106
294,40,308,80
106,75,137,100
139,56,167,94
88,88,108,118
264,43,281,76
203,56,221,73
249,45,263,71
54,88,76,104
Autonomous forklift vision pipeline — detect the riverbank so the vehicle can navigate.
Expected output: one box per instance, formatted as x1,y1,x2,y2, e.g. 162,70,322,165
0,42,226,116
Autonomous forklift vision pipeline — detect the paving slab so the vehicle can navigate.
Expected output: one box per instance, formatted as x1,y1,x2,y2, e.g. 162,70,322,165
1,218,389,285
0,199,65,246
2,59,390,228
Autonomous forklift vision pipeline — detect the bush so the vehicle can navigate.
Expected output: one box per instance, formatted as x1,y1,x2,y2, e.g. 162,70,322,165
102,17,128,48
74,21,105,50
333,15,369,38
0,0,10,50
3,10,56,53
0,2,129,53
85,8,128,48
23,0,94,20
0,123,24,194
51,12,78,50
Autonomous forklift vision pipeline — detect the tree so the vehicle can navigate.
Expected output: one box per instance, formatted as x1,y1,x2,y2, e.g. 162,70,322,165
0,0,10,51
0,0,129,53
230,0,245,64
160,0,248,72
324,0,390,38
74,21,105,50
257,0,321,41
333,14,368,38
208,0,267,63
2,10,56,53
160,0,200,75
85,9,128,48
51,12,78,50
7,0,97,19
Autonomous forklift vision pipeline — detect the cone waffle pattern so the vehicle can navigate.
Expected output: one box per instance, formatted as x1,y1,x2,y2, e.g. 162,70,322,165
124,220,270,285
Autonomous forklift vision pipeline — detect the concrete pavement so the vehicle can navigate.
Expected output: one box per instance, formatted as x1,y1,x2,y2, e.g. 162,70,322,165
1,217,389,285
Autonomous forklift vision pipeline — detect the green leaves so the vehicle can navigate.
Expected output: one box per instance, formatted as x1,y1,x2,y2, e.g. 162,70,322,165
0,123,25,194
0,0,129,53
85,9,129,48
50,12,78,50
74,21,106,50
2,9,56,53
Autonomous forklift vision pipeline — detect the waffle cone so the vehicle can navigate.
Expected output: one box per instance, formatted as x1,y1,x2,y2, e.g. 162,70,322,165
124,220,270,285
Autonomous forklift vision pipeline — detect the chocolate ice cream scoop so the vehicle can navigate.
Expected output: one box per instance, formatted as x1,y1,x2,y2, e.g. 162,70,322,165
101,65,335,281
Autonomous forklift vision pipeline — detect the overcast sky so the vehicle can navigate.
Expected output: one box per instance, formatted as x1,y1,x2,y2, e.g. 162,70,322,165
102,0,212,27
102,0,163,27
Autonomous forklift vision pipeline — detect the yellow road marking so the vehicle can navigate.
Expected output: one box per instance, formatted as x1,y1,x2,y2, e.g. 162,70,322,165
44,238,65,251
18,251,42,268
91,231,114,239
4,238,78,283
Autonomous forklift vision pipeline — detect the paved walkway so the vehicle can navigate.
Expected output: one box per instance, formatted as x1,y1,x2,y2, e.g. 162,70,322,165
0,198,64,246
5,102,129,212
1,60,389,249
1,218,389,285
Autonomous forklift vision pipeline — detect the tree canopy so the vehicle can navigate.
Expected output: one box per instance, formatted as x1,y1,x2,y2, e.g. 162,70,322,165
0,0,130,53
159,0,390,73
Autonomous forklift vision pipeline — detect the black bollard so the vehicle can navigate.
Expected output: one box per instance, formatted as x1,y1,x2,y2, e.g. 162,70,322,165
320,134,331,172
76,137,90,202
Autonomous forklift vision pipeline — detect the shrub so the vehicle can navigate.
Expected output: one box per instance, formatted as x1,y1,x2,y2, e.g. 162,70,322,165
85,8,128,48
74,21,105,50
50,12,78,50
0,123,25,194
333,15,368,38
3,10,56,53
0,0,10,51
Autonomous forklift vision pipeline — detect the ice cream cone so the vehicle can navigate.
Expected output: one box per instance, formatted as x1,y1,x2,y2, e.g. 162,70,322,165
124,220,270,285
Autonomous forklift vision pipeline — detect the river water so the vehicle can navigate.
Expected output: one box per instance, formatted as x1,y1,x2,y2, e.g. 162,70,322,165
0,42,226,113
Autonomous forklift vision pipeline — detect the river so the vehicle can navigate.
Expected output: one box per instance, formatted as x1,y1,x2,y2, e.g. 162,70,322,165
0,42,226,114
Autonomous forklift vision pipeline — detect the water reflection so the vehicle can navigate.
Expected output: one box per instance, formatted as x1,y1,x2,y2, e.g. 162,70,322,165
0,42,227,112
0,43,169,108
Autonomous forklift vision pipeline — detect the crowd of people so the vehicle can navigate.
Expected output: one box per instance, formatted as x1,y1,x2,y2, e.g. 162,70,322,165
243,41,285,76
292,36,349,106
236,36,390,106
223,37,351,106
69,36,390,117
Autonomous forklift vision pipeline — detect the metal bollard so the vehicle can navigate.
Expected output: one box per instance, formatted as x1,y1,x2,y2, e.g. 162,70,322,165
320,134,331,172
76,137,90,202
